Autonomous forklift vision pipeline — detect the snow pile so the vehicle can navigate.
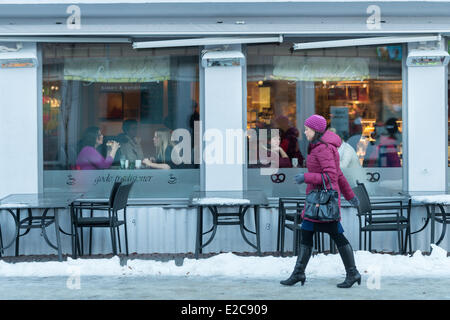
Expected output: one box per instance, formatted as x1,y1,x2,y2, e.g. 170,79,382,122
0,203,29,208
0,256,124,277
191,198,251,205
0,246,450,278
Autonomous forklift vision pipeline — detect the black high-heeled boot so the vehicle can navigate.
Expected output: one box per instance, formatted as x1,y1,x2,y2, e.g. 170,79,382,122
337,243,361,288
280,244,312,286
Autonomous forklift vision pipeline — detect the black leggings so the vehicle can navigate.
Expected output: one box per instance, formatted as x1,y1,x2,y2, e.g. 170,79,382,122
300,222,349,248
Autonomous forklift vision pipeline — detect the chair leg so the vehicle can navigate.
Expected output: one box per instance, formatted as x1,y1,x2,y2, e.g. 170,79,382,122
110,226,117,255
400,230,404,254
15,209,20,257
280,218,285,257
408,228,412,254
364,231,367,251
124,214,129,256
116,226,122,254
293,226,298,256
359,229,362,251
398,230,402,254
79,210,84,256
75,227,82,256
369,231,372,252
277,208,282,252
89,227,93,256
321,232,325,253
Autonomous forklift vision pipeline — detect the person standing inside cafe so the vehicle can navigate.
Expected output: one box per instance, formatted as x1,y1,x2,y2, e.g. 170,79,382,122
280,114,361,288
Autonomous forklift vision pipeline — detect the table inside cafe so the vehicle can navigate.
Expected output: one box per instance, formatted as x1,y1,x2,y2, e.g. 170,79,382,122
189,190,269,259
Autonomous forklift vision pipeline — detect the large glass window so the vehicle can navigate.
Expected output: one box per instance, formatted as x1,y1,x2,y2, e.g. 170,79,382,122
42,43,200,197
246,42,403,196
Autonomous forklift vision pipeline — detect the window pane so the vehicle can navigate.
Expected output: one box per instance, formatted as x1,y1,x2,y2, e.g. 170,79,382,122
42,43,200,197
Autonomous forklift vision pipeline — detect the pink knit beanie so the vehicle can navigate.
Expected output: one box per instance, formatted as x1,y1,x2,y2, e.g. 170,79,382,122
304,114,327,133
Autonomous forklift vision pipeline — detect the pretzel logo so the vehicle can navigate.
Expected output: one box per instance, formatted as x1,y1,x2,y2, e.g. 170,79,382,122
271,173,286,184
66,174,76,186
366,172,380,182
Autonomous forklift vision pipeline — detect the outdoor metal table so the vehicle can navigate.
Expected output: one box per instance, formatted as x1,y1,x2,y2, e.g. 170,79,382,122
0,192,83,261
402,191,450,251
189,190,269,259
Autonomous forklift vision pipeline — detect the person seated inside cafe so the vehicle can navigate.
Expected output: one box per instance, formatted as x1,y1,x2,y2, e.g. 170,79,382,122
273,115,304,167
258,128,292,168
364,118,401,167
76,126,120,170
115,119,144,163
143,128,175,169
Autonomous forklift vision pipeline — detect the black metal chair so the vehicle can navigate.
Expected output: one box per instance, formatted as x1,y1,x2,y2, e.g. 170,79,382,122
352,181,410,253
72,182,133,256
277,197,335,256
71,181,122,256
277,198,303,256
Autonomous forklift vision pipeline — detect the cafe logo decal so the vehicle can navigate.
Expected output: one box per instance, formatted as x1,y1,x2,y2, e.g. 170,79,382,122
66,175,76,186
271,173,285,184
168,174,177,184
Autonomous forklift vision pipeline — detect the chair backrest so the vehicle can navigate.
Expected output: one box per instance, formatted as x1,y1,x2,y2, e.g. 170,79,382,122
279,197,304,216
109,181,122,206
112,182,134,211
351,181,372,215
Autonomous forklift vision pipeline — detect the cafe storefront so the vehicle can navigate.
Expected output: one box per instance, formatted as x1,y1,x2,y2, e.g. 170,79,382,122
0,0,449,256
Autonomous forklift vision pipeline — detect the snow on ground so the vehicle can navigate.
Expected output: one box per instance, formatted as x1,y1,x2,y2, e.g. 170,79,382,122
0,244,449,278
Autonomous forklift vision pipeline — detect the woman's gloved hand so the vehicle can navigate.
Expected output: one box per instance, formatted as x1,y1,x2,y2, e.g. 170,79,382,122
348,196,360,207
293,173,305,184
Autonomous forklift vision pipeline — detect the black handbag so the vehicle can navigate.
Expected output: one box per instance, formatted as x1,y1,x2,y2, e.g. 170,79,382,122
303,172,340,222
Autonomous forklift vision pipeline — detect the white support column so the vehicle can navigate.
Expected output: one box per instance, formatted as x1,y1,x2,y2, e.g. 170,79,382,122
201,45,245,191
0,43,39,198
406,40,449,192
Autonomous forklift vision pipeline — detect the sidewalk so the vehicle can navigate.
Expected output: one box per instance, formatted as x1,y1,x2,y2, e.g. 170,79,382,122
0,248,449,300
0,274,447,300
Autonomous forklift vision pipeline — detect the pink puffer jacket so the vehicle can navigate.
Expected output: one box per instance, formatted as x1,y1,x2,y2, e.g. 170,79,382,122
302,130,355,223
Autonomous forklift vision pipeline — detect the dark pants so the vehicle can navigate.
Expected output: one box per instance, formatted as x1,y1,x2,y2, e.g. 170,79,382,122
300,221,349,248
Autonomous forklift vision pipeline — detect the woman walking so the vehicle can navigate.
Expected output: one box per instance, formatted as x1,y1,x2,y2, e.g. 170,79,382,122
280,114,361,288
